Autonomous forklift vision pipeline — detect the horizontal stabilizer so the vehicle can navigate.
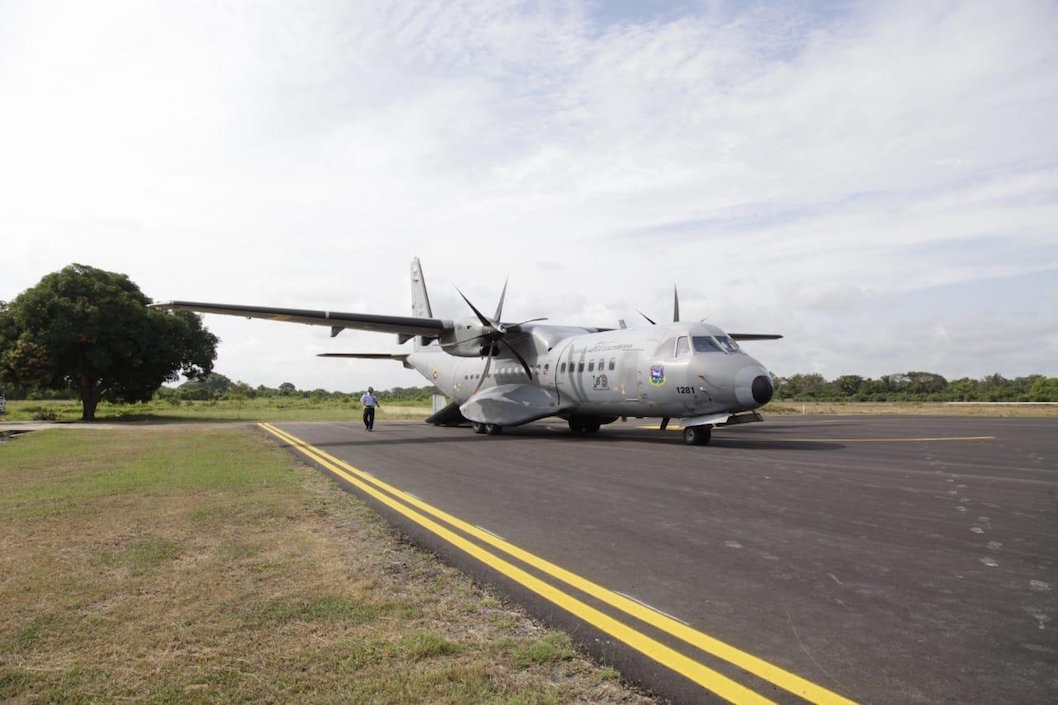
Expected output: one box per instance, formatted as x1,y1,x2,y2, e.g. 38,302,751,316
317,353,409,361
729,334,783,341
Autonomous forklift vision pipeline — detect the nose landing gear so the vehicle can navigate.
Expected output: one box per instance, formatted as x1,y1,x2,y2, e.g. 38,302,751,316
682,425,712,445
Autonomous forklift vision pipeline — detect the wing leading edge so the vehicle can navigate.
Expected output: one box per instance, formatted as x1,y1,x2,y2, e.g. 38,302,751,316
153,301,448,339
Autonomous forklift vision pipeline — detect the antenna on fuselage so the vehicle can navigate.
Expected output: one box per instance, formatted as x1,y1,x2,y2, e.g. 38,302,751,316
638,285,680,325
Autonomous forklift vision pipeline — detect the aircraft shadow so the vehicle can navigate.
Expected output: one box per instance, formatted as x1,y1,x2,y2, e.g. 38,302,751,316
291,425,844,452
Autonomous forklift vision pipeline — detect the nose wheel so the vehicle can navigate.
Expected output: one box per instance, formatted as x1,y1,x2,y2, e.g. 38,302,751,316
682,425,711,446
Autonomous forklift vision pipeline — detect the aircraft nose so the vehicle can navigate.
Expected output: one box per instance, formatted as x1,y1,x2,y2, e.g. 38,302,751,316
751,375,774,404
734,363,773,409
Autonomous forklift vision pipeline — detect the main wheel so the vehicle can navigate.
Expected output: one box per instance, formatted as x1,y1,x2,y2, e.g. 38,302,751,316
568,418,584,433
583,419,601,433
683,425,711,446
485,423,503,435
472,422,486,434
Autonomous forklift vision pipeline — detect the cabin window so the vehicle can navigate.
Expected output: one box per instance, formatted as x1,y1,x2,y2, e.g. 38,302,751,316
544,363,549,372
609,359,615,371
588,361,595,371
578,362,585,372
560,362,566,373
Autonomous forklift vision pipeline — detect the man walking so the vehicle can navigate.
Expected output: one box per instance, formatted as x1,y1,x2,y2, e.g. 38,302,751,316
360,387,380,431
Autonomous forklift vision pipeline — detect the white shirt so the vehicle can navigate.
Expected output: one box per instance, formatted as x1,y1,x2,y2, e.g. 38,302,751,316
360,392,378,407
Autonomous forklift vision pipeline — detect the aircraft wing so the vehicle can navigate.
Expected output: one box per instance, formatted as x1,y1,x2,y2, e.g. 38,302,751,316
153,301,449,338
729,334,783,341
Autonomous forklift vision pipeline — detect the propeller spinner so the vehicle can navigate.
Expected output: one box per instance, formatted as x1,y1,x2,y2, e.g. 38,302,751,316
454,280,545,393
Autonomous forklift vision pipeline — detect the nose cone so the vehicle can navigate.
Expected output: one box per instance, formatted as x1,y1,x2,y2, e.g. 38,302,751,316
734,363,773,409
751,375,774,404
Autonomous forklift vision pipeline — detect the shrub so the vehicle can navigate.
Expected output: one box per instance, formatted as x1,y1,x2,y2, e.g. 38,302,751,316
31,407,57,421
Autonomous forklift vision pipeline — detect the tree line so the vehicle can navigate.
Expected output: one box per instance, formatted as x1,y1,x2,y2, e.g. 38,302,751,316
1,372,437,405
3,265,1057,419
774,371,1058,402
153,374,437,404
9,370,1057,404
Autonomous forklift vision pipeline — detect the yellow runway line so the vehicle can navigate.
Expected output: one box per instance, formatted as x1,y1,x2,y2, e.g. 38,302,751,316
783,436,995,443
260,423,857,705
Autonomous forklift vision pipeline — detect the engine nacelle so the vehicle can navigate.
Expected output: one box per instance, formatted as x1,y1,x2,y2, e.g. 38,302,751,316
437,317,496,357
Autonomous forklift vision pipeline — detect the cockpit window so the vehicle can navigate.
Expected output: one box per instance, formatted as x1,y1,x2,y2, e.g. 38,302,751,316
675,336,690,358
692,336,722,353
654,338,677,359
716,335,740,353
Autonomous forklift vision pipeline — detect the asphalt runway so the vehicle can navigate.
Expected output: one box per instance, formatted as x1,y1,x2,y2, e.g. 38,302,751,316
264,415,1058,704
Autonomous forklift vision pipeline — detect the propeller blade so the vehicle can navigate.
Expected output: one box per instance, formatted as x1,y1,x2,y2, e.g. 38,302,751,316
500,339,534,380
474,344,496,394
493,277,509,323
505,317,547,333
638,310,656,325
456,287,494,328
673,285,680,322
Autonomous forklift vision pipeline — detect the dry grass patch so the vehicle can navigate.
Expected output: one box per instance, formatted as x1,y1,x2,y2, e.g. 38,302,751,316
0,427,653,704
767,401,1058,417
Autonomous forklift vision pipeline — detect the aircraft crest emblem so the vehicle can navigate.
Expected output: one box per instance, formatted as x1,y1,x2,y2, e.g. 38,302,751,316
650,364,666,386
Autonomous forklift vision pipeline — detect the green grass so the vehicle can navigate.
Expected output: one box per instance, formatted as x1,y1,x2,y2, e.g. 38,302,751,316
0,397,433,422
5,396,1056,425
0,426,650,704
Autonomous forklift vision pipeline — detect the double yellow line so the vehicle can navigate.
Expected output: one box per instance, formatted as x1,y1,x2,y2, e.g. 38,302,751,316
259,423,856,705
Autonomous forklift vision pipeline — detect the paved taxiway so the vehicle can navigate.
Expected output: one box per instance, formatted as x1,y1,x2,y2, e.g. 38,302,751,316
263,416,1057,704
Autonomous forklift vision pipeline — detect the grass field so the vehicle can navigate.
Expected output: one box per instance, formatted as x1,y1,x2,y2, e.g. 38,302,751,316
3,397,1056,424
765,401,1058,417
0,398,433,423
0,426,650,704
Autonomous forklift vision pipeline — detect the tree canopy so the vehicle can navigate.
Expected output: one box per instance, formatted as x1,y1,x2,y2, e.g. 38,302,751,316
773,371,1058,402
0,264,218,420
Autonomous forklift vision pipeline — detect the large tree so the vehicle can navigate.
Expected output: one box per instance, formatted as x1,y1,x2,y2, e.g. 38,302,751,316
0,264,217,420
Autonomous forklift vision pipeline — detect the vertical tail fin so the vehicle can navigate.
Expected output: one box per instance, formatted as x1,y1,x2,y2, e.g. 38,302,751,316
410,257,434,351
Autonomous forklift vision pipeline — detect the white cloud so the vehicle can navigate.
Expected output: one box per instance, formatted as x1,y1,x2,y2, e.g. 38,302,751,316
1,0,1056,391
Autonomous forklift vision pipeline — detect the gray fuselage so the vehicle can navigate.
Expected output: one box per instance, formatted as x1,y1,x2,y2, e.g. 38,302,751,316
406,321,772,422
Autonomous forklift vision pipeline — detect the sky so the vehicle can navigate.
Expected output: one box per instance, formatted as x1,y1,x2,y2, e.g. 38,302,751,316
1,0,1056,392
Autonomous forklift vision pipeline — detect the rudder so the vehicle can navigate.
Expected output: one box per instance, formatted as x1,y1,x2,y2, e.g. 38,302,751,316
410,258,435,351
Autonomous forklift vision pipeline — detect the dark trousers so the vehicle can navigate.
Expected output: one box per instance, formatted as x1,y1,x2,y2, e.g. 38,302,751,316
362,406,376,430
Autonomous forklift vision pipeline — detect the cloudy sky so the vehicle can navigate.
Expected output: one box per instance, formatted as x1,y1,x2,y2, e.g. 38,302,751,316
2,0,1056,392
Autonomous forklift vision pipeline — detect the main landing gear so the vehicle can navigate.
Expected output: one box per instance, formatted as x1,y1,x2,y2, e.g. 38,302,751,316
472,422,503,435
682,425,712,446
567,418,601,433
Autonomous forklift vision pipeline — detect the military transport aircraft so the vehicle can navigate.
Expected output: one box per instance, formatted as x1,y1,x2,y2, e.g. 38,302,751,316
155,259,781,445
